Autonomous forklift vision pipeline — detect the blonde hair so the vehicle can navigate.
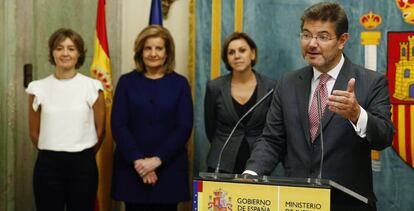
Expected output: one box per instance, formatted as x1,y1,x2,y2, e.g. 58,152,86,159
133,25,175,74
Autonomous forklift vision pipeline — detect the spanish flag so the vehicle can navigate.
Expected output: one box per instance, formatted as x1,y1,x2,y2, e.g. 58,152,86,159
90,0,113,211
387,32,414,169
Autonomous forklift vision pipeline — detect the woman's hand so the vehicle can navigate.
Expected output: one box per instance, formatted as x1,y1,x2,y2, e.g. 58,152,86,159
134,157,162,178
142,171,158,185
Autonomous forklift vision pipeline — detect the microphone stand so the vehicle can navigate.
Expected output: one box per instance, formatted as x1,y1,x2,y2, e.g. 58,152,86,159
316,91,324,180
214,89,274,177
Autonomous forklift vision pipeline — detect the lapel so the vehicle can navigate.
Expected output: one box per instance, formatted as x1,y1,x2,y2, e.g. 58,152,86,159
296,67,313,146
319,57,356,136
221,74,240,124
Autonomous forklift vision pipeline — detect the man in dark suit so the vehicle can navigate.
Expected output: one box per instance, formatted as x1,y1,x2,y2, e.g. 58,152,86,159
244,2,394,210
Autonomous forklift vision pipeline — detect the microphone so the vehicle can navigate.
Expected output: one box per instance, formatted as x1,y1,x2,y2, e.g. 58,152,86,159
214,89,275,176
316,90,324,179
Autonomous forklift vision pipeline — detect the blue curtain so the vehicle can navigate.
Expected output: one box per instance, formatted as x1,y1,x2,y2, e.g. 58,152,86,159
194,1,414,210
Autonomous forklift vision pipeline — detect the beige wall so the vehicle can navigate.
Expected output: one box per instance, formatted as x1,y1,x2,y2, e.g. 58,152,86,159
121,0,189,77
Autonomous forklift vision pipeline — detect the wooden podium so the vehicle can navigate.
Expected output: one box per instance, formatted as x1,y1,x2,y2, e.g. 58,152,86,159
193,173,369,211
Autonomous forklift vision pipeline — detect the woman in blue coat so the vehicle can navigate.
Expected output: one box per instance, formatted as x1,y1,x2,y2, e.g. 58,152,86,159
111,25,193,211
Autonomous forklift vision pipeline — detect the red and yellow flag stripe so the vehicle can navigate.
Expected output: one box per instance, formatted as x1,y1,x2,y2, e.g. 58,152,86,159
392,104,414,168
90,1,113,211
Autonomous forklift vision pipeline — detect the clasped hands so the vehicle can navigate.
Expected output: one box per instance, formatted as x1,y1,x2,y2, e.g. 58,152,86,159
134,156,162,185
327,78,360,123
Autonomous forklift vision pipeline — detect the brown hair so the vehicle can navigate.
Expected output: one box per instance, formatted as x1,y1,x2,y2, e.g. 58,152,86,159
221,32,257,71
133,25,175,73
48,28,86,69
300,2,348,37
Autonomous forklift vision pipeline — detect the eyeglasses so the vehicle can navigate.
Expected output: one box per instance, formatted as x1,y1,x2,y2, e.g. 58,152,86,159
299,32,336,43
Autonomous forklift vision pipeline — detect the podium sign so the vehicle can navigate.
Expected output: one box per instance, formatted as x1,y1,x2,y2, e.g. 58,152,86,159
194,179,330,211
279,186,330,210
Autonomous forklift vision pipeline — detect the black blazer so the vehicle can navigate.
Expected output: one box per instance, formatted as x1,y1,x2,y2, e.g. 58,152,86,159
204,71,276,173
246,58,394,205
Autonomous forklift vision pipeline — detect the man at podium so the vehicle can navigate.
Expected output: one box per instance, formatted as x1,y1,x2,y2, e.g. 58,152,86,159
244,2,394,211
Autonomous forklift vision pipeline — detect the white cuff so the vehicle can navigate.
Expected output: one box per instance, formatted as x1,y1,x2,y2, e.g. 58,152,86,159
349,106,367,138
242,170,258,176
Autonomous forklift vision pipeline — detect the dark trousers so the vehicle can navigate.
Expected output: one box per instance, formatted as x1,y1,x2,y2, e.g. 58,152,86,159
125,203,178,211
33,148,98,211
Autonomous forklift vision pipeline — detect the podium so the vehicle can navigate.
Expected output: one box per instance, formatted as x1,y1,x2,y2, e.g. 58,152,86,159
193,172,369,211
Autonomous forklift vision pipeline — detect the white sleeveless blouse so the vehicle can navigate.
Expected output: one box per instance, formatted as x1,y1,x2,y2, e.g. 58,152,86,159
26,73,103,152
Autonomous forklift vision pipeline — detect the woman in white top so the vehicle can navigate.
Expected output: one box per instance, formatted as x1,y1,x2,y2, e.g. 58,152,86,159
27,28,105,211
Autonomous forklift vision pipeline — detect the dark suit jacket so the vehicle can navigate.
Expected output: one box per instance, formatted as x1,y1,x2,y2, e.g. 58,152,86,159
245,58,394,207
205,72,276,173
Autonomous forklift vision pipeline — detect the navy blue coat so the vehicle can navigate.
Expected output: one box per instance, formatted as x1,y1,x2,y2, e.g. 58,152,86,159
111,70,193,203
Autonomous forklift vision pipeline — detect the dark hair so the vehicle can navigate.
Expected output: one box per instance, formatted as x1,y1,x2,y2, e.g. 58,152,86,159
133,25,175,74
221,32,257,71
300,2,348,37
48,28,86,69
